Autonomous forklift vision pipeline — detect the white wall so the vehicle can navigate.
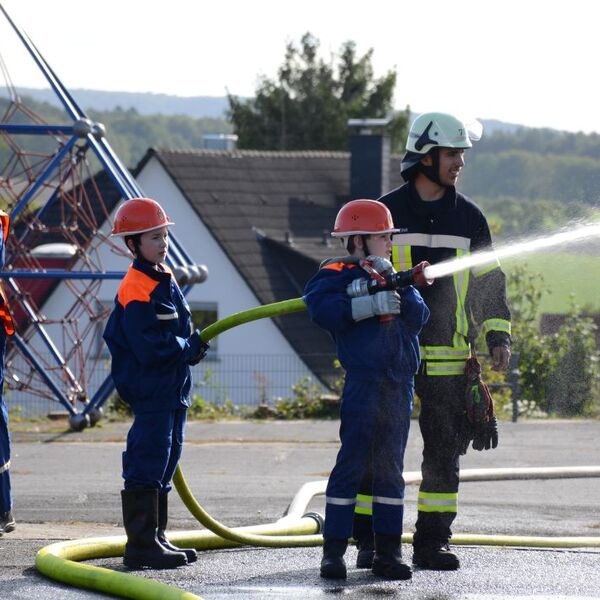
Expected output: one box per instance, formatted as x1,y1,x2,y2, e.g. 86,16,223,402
11,157,320,412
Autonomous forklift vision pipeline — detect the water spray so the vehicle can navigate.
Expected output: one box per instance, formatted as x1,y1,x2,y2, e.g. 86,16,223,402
423,222,600,280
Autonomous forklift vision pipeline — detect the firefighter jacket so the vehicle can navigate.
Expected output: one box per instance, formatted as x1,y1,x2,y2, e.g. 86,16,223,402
103,259,200,414
304,261,430,379
0,210,15,337
379,182,511,376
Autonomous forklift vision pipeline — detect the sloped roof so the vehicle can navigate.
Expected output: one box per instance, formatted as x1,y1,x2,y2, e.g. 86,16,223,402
139,148,403,386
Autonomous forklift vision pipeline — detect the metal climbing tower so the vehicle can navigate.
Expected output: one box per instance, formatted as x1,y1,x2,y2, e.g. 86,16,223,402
0,3,205,429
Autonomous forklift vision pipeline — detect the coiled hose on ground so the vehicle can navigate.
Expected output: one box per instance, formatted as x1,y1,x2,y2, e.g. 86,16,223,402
36,298,600,599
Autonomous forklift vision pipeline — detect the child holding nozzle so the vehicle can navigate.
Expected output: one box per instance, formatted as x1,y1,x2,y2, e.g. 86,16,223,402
304,199,429,581
103,197,209,570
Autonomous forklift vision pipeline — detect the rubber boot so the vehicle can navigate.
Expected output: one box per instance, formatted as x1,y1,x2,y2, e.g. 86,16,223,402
372,534,412,580
412,542,460,571
355,536,375,569
157,492,198,563
121,488,187,569
320,538,348,579
353,513,374,569
0,511,16,535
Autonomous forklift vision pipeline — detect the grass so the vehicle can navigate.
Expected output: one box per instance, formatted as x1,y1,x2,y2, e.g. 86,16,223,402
503,251,600,314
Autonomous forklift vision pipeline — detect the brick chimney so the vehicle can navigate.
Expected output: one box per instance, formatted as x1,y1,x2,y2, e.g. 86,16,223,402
348,118,391,200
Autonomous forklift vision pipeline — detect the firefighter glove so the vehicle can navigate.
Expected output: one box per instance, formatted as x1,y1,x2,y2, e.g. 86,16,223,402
472,416,499,451
186,329,210,365
462,356,499,452
365,255,395,275
351,290,401,322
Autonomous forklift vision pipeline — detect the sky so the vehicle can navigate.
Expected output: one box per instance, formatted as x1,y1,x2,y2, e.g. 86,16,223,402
0,0,599,134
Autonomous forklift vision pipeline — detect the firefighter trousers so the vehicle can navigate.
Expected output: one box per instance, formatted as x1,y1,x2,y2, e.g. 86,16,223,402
354,373,467,549
122,408,187,492
324,374,413,540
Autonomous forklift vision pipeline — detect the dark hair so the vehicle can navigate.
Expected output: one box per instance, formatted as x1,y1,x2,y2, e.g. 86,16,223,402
124,234,142,256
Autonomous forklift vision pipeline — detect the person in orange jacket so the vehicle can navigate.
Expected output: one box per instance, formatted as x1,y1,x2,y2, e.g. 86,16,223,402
103,198,209,569
0,209,16,536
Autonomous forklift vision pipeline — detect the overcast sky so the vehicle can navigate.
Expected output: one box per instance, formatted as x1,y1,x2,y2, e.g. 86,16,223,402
1,0,598,133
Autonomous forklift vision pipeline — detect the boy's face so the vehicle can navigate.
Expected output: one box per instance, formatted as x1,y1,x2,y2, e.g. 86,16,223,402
137,226,169,264
364,232,393,259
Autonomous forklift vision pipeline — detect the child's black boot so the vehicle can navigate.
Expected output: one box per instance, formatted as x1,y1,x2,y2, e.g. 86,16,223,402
372,534,412,580
157,491,198,563
320,538,348,579
121,488,187,569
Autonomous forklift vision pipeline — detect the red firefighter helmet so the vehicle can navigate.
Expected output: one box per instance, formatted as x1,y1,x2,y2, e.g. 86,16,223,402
111,197,174,236
331,199,399,237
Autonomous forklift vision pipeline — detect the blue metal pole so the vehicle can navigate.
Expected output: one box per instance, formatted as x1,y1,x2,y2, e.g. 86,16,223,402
9,135,79,220
0,271,126,280
82,374,115,418
0,124,75,135
0,4,83,120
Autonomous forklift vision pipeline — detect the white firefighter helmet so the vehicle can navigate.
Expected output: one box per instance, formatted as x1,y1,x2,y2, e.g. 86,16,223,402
401,112,483,180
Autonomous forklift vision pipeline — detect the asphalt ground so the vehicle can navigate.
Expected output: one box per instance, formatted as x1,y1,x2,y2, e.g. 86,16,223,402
1,418,599,599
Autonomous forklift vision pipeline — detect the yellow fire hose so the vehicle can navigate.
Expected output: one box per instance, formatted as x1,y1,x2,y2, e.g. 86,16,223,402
35,297,600,599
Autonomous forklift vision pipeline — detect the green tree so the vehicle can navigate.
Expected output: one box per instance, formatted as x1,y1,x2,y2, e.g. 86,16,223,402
227,33,409,152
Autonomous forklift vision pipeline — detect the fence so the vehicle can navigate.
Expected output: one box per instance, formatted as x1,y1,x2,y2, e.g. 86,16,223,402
5,353,342,418
5,352,521,421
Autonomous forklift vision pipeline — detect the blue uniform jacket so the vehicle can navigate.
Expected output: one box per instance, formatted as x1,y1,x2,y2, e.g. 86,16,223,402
103,259,198,414
304,261,430,380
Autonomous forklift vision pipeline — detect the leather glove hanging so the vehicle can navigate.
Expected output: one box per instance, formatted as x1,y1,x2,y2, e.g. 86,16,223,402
460,355,499,455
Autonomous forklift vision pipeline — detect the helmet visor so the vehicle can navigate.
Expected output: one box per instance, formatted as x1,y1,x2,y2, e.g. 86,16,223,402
463,118,483,142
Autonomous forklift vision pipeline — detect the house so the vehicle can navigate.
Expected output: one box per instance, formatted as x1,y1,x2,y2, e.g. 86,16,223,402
13,123,403,408
129,122,402,404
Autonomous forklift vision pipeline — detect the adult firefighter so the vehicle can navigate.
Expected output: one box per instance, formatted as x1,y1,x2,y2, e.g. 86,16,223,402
352,112,512,571
0,209,16,536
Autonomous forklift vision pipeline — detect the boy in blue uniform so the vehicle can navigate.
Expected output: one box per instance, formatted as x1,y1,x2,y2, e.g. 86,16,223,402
103,197,209,569
304,199,429,580
0,209,16,537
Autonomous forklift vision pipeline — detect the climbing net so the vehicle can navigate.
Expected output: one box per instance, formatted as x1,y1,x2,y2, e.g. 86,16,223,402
0,69,127,414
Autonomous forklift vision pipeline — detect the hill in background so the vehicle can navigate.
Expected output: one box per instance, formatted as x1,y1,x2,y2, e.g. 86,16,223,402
1,87,245,119
1,87,527,134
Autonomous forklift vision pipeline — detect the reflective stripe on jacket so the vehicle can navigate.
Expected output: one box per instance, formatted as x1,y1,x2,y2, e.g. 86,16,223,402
379,182,511,376
103,259,196,414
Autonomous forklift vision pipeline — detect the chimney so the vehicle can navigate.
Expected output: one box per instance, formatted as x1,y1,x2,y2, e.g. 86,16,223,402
202,133,238,151
348,118,391,200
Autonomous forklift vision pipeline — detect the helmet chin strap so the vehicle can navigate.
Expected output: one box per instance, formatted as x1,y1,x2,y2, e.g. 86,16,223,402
419,147,446,187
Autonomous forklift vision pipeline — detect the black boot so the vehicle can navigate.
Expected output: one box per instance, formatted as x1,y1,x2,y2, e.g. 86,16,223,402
121,488,187,569
157,492,198,563
353,513,374,569
320,538,348,579
372,534,412,580
412,542,460,570
0,511,16,535
355,536,375,569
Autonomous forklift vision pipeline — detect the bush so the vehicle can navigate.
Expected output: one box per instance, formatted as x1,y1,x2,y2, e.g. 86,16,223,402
508,264,600,417
251,361,345,420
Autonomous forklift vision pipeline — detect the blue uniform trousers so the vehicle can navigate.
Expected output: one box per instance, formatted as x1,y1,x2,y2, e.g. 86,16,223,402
122,408,187,492
0,333,11,513
324,374,413,540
